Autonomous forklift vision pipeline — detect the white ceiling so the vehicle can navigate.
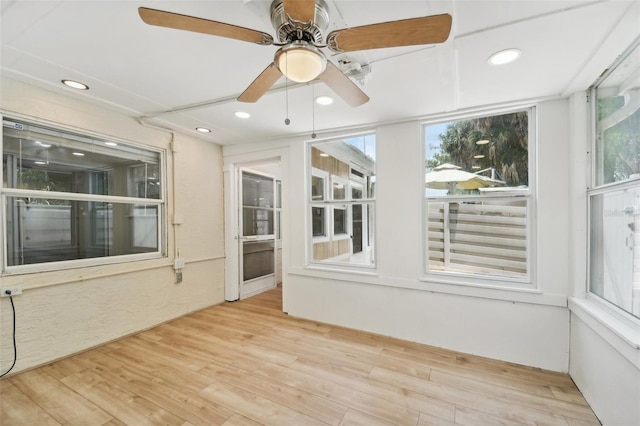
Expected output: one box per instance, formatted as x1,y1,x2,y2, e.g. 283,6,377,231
1,0,638,145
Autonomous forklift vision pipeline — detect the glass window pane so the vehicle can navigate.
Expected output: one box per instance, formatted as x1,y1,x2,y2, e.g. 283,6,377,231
243,240,275,281
311,175,325,201
595,41,640,186
242,208,274,236
333,207,347,235
309,135,376,267
352,185,363,200
312,207,325,237
425,111,528,197
424,109,532,281
426,199,528,279
590,187,640,319
242,172,274,207
333,180,346,200
5,196,159,266
3,119,161,199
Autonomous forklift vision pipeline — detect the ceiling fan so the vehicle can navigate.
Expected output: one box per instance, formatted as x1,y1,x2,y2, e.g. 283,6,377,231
138,0,452,107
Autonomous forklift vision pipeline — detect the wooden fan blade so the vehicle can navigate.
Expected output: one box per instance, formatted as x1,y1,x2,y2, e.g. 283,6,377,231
282,0,316,23
139,7,274,45
327,14,452,53
238,63,283,103
318,62,369,107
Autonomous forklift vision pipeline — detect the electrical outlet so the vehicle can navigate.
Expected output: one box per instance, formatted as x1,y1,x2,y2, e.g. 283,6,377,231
176,271,183,284
1,286,22,297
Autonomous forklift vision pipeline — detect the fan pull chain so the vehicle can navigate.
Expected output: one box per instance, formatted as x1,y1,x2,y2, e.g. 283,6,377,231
284,52,290,126
311,84,317,139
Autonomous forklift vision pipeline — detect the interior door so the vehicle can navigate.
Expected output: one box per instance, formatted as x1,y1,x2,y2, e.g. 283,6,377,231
238,169,276,299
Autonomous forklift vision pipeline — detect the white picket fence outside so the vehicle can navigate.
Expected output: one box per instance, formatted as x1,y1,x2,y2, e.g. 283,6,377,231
427,200,528,278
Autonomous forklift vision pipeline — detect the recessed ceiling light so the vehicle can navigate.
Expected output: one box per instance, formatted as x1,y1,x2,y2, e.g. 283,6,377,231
105,142,118,147
471,165,481,169
319,153,330,157
35,161,47,165
488,48,521,66
196,127,211,133
72,152,85,156
61,79,89,90
473,154,485,159
476,139,490,145
315,96,334,106
234,111,251,119
35,141,52,148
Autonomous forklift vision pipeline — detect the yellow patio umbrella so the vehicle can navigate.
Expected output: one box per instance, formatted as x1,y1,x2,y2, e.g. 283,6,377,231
425,163,505,192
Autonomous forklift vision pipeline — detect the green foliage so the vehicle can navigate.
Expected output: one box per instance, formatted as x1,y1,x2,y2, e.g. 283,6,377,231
597,95,640,183
18,168,72,204
435,112,528,186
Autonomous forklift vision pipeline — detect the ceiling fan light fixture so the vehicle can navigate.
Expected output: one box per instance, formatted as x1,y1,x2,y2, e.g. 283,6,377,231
488,48,521,66
276,42,326,83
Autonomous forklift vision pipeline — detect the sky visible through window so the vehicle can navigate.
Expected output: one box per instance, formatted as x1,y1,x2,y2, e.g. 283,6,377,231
345,134,376,161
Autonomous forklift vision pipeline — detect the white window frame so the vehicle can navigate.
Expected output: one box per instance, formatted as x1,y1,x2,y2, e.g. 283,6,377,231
311,168,329,242
586,36,640,325
421,106,536,290
1,115,166,274
330,175,351,240
306,133,377,270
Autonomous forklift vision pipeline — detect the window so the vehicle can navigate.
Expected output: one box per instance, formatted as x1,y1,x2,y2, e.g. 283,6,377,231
424,109,533,283
308,134,376,267
2,117,164,270
589,38,640,319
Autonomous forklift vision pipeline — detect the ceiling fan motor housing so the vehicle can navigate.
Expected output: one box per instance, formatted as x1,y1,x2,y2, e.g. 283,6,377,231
270,0,330,44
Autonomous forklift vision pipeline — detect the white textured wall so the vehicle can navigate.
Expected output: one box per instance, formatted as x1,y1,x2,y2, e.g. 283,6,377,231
566,90,640,426
224,99,572,372
569,314,640,426
0,77,226,374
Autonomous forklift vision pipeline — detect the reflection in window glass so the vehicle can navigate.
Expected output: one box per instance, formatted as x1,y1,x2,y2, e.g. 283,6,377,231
242,172,275,237
311,175,325,201
590,188,640,319
2,118,164,269
312,207,325,237
4,197,159,266
2,119,161,199
590,39,640,318
595,41,640,186
309,135,376,267
333,180,346,200
333,207,347,235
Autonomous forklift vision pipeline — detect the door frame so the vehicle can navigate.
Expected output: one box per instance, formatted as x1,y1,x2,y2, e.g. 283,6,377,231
238,168,277,299
223,149,288,308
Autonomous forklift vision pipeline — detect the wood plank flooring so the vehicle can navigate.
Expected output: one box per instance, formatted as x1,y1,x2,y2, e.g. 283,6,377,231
0,286,600,425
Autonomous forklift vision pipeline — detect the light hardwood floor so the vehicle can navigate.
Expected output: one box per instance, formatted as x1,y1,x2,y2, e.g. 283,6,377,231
1,286,599,425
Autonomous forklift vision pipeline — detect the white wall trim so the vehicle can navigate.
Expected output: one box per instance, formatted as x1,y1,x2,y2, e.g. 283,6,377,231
569,297,640,368
289,265,567,307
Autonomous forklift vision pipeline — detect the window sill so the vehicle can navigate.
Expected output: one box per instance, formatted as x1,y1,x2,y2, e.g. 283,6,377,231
419,275,566,307
288,267,566,307
569,297,640,369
